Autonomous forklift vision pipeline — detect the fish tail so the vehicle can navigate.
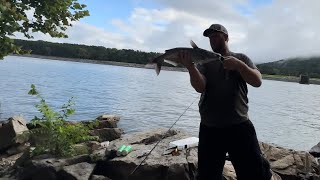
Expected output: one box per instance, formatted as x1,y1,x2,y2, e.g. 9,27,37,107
156,62,162,75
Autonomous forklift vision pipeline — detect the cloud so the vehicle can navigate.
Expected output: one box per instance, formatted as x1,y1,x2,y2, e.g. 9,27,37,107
16,0,320,63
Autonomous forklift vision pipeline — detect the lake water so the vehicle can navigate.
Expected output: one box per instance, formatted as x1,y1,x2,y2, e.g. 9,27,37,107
0,56,319,151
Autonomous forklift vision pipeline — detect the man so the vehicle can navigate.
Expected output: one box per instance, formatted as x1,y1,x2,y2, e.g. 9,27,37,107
178,24,272,180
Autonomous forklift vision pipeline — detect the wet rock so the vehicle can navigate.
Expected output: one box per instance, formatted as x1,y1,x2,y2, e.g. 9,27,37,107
90,128,123,142
96,115,120,122
310,142,320,158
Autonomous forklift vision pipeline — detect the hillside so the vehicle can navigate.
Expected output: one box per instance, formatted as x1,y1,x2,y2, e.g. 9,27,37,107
257,57,320,78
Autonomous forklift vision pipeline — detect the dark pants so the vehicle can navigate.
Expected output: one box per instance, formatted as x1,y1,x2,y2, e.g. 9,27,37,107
197,120,272,180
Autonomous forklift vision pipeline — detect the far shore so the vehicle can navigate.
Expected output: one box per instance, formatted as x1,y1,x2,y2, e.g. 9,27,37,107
11,54,320,85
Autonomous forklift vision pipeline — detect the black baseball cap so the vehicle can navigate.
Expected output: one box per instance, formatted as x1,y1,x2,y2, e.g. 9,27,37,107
203,24,228,37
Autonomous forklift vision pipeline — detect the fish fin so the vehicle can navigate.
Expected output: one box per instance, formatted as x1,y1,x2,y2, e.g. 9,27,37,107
145,63,159,75
190,40,198,49
164,59,179,66
156,63,161,75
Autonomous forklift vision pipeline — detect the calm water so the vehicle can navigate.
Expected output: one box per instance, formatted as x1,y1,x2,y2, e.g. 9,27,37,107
0,56,319,151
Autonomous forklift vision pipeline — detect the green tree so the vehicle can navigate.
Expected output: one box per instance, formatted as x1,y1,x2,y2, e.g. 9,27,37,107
0,0,89,59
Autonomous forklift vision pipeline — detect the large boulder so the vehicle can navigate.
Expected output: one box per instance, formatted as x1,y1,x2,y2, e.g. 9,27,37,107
82,120,118,129
19,154,90,180
94,128,198,180
222,160,282,180
260,142,320,180
58,162,95,180
310,142,320,158
90,128,123,142
0,116,28,151
96,115,120,122
93,128,286,180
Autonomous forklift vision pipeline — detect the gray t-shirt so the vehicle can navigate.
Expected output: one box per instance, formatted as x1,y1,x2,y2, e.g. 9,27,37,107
197,52,258,127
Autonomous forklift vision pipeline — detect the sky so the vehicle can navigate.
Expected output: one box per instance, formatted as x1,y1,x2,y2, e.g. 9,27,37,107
16,0,320,63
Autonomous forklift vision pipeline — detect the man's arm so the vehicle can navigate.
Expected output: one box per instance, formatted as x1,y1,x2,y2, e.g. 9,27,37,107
223,56,262,87
179,50,206,93
187,65,206,93
237,61,262,87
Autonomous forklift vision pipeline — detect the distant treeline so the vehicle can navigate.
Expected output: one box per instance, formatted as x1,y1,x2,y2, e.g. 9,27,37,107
14,39,161,65
257,57,320,78
13,39,320,78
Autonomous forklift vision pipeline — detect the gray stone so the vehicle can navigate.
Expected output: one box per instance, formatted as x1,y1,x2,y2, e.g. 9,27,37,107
96,128,198,180
0,116,28,151
19,154,90,180
89,148,108,163
260,142,320,180
90,128,123,142
96,115,120,122
0,152,24,178
82,120,118,129
59,162,95,180
6,143,30,156
310,142,320,157
222,160,282,180
90,175,112,180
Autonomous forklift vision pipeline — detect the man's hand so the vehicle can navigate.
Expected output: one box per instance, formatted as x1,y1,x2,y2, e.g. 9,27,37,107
223,56,243,71
178,50,194,69
223,56,262,87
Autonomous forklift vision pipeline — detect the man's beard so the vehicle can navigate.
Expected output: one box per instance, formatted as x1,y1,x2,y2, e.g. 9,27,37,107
212,45,224,53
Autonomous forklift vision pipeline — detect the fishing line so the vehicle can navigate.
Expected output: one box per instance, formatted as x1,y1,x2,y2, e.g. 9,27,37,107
129,96,199,176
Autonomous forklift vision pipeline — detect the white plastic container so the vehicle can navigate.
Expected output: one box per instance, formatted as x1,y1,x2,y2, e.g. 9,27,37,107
169,137,199,150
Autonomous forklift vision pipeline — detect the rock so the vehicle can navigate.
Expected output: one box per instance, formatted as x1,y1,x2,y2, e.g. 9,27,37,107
310,142,320,157
82,119,118,129
67,119,118,130
0,116,28,151
131,129,177,145
89,148,108,163
58,162,95,180
0,152,24,178
94,128,198,180
260,142,320,180
222,160,282,180
19,154,90,180
72,141,102,155
91,175,112,180
90,128,123,142
85,141,102,152
72,144,90,155
6,142,30,156
96,114,120,122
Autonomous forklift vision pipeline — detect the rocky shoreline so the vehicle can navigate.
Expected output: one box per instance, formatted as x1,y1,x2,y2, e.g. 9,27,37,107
1,115,320,180
11,54,320,85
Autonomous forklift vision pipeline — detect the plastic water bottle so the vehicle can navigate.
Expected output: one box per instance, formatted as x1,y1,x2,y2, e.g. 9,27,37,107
121,145,132,156
117,145,126,156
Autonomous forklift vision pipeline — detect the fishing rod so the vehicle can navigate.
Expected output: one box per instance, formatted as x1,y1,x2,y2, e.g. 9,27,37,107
129,96,199,177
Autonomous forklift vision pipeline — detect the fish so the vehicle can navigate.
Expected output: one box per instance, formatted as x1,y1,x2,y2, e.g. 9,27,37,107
146,40,224,75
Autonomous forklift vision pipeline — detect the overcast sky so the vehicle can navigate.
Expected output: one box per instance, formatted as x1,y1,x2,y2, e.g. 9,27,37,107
16,0,320,63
